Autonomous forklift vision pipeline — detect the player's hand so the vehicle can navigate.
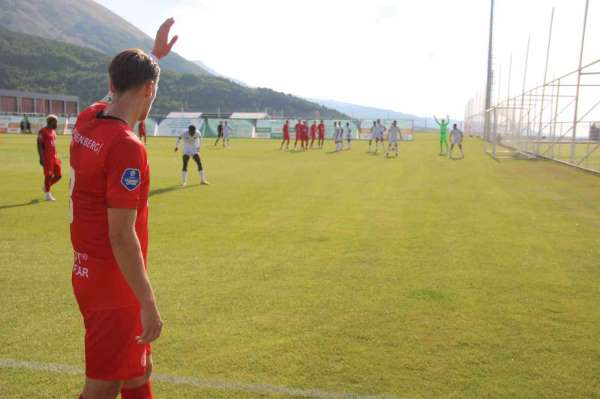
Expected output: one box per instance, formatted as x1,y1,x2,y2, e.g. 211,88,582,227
152,18,178,60
137,302,163,344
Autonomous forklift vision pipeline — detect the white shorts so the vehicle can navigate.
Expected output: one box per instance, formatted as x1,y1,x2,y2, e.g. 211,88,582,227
452,137,463,145
183,147,199,156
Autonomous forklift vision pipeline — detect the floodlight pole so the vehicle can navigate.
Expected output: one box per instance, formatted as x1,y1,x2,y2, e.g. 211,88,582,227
571,0,590,162
484,0,495,143
537,7,554,155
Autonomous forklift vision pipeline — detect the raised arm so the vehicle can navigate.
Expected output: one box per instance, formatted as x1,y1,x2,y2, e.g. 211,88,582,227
433,115,440,126
152,18,179,60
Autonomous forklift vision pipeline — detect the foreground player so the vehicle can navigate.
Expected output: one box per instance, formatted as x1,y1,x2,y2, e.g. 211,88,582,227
37,114,62,201
138,120,147,144
434,115,450,155
280,120,290,150
449,123,464,159
175,125,209,185
386,120,401,158
70,18,178,399
318,120,325,148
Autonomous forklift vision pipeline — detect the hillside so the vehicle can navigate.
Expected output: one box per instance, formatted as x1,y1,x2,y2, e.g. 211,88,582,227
0,28,346,118
0,0,207,76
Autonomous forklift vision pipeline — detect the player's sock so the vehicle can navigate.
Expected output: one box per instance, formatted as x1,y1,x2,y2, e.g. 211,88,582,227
199,170,209,185
121,380,153,399
181,171,188,186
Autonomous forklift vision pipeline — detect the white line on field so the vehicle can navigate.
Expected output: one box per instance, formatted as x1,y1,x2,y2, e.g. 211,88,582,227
0,358,406,399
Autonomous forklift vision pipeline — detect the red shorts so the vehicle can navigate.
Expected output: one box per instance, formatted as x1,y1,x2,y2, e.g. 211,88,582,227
44,158,62,178
82,306,150,381
283,134,290,140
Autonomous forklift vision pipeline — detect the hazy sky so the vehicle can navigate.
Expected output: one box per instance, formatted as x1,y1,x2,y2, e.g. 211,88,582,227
95,0,597,119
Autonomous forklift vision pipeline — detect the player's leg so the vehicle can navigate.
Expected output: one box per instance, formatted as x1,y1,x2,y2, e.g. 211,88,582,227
181,154,190,186
193,154,209,185
449,143,454,158
347,138,352,150
368,139,372,152
81,378,122,399
459,143,464,158
51,160,62,187
120,354,153,399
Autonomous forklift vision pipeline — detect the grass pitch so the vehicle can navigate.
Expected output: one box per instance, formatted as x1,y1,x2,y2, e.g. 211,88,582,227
1,133,600,398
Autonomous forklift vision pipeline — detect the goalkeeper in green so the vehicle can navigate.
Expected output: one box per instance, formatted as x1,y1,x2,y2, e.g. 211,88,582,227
433,115,450,155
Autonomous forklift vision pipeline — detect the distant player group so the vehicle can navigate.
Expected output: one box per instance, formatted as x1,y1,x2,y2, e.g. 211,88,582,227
280,120,325,151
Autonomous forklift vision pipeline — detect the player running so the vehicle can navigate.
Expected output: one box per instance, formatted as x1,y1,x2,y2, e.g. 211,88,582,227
310,121,317,149
449,123,465,159
344,122,353,150
280,120,290,150
318,120,325,148
386,120,401,158
175,125,209,186
69,18,178,399
214,121,224,146
138,120,147,144
37,114,62,201
434,115,450,155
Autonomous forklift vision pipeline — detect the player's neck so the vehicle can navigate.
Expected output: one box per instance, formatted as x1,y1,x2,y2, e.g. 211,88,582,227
105,94,142,128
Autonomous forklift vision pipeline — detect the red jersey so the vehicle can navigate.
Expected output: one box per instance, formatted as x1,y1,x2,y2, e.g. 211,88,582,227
70,102,150,312
310,124,317,138
295,123,302,137
283,123,289,137
138,121,146,137
38,127,58,161
318,123,325,137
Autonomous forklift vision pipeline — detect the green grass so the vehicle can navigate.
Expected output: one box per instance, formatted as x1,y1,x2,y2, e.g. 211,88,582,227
1,133,600,398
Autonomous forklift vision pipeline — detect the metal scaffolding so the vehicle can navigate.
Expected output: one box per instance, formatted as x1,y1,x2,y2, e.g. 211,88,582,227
464,0,600,173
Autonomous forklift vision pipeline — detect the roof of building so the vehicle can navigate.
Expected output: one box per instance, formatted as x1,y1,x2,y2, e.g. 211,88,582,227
230,112,269,120
0,89,79,102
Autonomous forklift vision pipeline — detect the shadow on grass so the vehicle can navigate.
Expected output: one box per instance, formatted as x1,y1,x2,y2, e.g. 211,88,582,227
149,185,184,198
0,199,41,211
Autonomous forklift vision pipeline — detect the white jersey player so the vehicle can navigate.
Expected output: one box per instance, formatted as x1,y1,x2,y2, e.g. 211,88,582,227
449,123,464,159
334,122,344,152
386,121,401,158
223,121,232,148
175,125,209,185
344,122,353,150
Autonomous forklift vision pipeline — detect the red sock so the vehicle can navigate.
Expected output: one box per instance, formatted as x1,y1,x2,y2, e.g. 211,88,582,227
44,176,51,192
121,380,153,399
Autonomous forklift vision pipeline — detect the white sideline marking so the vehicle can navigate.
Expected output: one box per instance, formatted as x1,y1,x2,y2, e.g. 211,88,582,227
0,358,405,399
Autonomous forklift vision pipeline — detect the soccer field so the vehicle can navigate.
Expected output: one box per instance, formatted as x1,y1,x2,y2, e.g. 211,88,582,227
1,134,599,398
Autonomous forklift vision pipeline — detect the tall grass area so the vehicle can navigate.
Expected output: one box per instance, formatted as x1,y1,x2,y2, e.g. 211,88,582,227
1,133,599,398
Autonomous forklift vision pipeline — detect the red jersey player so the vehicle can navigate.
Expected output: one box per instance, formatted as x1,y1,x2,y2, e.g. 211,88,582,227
301,120,309,151
294,119,302,151
318,120,326,149
310,121,317,149
280,120,290,150
37,114,62,201
70,18,178,399
138,120,147,144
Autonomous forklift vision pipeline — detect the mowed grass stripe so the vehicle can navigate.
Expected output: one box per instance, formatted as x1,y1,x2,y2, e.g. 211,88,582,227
1,134,600,398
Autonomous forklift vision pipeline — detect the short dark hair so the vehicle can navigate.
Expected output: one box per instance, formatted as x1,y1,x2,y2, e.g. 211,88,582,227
109,49,160,93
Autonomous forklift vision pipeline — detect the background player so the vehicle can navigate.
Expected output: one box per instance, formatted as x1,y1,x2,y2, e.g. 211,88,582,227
302,120,309,151
368,121,377,153
175,125,209,185
386,120,401,158
344,122,353,150
318,120,325,148
69,18,178,399
294,119,302,151
223,121,232,148
37,114,62,201
214,121,224,146
449,123,465,159
138,120,147,144
334,122,344,152
434,115,450,155
280,120,290,150
375,120,386,153
310,120,317,149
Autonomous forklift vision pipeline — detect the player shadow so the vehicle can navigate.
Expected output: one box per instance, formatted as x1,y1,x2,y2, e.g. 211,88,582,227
0,199,41,211
149,185,183,198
